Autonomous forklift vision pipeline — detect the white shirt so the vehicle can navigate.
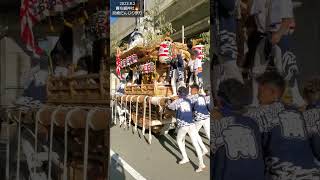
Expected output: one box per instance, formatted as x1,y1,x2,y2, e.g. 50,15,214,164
251,0,294,32
194,58,202,73
188,59,195,72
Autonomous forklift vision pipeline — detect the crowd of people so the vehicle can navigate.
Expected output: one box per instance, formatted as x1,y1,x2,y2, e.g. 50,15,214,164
209,0,320,179
211,72,320,179
167,85,211,173
211,0,305,107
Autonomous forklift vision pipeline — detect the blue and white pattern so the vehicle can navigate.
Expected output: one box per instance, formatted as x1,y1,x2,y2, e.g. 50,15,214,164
189,94,211,121
245,102,320,178
245,102,285,133
167,98,194,128
211,115,265,180
265,157,320,180
303,108,320,136
219,30,238,61
303,106,320,161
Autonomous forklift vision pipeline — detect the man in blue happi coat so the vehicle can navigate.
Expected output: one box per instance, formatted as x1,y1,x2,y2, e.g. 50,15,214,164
245,71,320,179
211,79,265,180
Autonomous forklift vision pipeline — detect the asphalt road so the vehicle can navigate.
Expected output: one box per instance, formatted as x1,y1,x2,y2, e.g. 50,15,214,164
109,124,210,180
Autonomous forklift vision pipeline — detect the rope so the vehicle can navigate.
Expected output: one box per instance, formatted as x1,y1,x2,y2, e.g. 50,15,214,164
48,106,61,180
129,96,135,128
5,112,10,180
142,96,149,135
135,96,142,132
16,110,22,180
34,108,40,176
114,96,118,125
111,98,114,122
120,95,125,126
148,98,152,144
124,96,130,128
157,98,164,121
63,108,80,180
84,108,98,180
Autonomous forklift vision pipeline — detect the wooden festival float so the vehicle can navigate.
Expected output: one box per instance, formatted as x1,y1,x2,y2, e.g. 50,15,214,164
113,37,193,144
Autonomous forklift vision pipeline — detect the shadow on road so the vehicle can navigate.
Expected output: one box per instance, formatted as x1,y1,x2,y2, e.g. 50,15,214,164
110,153,126,180
157,132,198,170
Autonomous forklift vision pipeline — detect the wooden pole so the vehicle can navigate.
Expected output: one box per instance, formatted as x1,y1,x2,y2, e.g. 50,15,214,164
182,25,185,44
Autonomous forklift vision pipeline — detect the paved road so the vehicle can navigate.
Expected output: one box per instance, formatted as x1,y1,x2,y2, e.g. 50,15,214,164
109,124,210,180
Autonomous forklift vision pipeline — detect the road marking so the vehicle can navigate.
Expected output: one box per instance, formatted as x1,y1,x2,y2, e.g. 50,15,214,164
110,149,147,180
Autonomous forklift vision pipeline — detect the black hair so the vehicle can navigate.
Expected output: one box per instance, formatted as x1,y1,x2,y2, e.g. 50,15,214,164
190,84,200,90
256,71,286,96
178,86,189,97
187,39,193,49
217,79,251,110
190,50,198,57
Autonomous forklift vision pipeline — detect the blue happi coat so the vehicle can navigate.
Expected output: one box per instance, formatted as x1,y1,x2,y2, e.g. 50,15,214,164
212,0,238,63
169,54,185,82
303,102,320,162
211,110,265,180
167,97,194,128
245,102,320,179
189,94,211,121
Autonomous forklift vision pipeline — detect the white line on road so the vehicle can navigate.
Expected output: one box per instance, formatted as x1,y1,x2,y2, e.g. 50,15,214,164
110,149,147,180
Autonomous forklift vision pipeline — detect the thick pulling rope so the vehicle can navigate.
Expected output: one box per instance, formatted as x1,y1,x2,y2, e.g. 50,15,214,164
120,96,125,126
148,98,152,144
63,108,80,180
16,110,22,180
157,98,164,121
114,96,118,125
48,106,61,180
111,97,114,122
142,96,149,135
129,96,135,128
84,108,97,180
135,96,142,132
35,108,41,176
124,96,130,128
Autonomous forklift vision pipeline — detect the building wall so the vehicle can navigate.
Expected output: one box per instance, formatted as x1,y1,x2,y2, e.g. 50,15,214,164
0,37,31,106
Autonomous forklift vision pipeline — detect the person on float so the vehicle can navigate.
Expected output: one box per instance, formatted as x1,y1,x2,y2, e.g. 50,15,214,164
211,0,245,97
167,86,206,172
169,50,186,96
193,50,205,94
250,0,305,108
